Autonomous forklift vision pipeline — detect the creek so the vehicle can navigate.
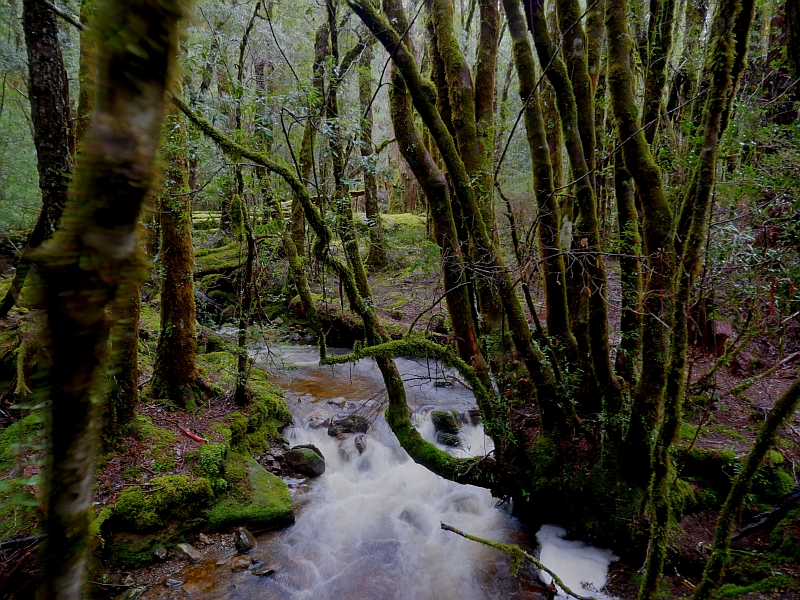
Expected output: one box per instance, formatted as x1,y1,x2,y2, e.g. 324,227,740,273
140,345,618,599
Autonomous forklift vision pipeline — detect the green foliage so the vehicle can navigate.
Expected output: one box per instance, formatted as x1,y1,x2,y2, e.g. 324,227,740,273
715,575,800,598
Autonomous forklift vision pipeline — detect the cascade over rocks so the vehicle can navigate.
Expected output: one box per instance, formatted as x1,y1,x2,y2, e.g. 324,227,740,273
327,414,370,436
285,446,326,477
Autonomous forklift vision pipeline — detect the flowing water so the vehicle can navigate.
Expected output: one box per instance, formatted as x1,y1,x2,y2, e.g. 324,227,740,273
140,345,618,599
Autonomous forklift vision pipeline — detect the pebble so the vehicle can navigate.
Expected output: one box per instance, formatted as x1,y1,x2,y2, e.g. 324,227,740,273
175,542,203,563
231,555,251,571
164,577,185,588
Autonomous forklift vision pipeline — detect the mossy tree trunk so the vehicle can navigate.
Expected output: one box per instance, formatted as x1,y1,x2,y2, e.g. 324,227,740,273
524,0,623,427
606,0,676,482
151,99,199,408
0,0,73,318
35,0,186,596
642,0,677,146
359,43,388,268
639,0,755,595
384,0,494,402
502,0,576,358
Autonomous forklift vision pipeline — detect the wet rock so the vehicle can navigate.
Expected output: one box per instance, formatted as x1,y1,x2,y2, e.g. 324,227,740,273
164,577,185,588
270,447,284,460
118,585,148,600
121,574,135,586
198,533,212,545
153,547,168,561
231,555,251,571
306,409,331,429
355,434,367,454
326,396,346,408
175,542,203,562
436,431,460,447
431,409,460,435
253,565,276,577
328,414,370,436
285,446,326,477
290,332,301,341
234,527,257,554
467,407,481,425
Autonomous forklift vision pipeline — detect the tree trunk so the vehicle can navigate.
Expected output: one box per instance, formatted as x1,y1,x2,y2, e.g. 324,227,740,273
104,285,140,443
0,0,72,318
35,0,186,596
151,99,199,408
359,43,388,268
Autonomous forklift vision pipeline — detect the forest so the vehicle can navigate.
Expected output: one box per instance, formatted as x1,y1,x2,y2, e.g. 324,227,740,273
0,0,799,598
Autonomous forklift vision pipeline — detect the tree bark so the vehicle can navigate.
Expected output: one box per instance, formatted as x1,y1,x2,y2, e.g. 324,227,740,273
151,100,199,408
35,0,186,596
0,0,72,318
359,43,388,268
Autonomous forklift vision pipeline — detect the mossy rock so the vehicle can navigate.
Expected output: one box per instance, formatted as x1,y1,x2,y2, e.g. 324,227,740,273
195,242,242,277
208,459,294,530
113,475,214,532
436,431,460,447
327,414,370,436
769,506,800,563
431,409,460,435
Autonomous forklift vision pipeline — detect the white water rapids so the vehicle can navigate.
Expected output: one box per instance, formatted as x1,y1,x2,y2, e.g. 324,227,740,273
136,344,618,599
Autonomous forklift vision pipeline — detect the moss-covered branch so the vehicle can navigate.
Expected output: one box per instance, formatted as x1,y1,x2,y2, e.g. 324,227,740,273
440,523,599,600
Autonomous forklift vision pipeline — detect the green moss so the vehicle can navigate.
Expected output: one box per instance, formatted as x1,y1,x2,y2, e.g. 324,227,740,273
195,242,242,276
199,442,227,478
716,575,800,598
0,413,43,463
138,302,161,340
197,351,237,388
208,459,294,530
113,475,213,532
770,507,800,563
707,424,748,442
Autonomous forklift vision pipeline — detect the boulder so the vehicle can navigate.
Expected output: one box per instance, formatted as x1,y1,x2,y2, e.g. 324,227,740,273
327,414,370,436
431,409,460,435
234,527,256,554
285,447,326,477
175,542,203,563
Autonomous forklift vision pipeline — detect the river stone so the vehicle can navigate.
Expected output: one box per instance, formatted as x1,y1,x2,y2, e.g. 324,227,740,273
198,533,212,545
285,447,326,477
326,396,346,408
467,407,481,425
253,565,276,577
431,409,460,435
231,555,251,571
436,431,460,447
234,527,257,554
153,547,168,561
327,414,370,436
175,543,203,562
355,434,367,454
164,576,185,588
306,409,330,428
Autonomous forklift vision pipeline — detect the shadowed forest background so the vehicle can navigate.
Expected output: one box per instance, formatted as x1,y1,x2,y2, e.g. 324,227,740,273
0,0,799,598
